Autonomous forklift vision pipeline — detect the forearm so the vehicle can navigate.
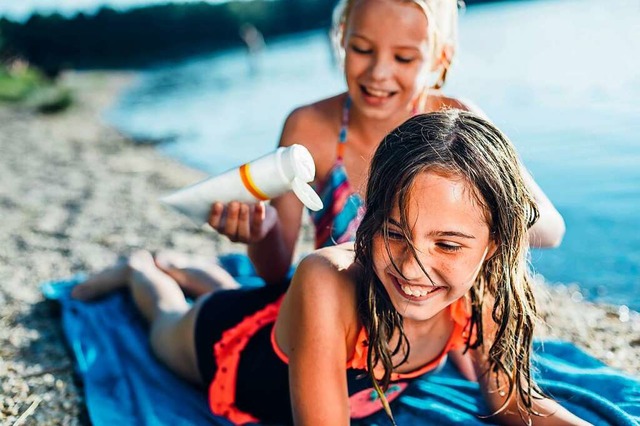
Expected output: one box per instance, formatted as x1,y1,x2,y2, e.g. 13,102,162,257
522,167,565,248
488,396,590,426
248,219,294,284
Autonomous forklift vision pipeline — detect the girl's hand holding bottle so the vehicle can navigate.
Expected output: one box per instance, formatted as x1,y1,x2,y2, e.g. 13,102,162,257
207,200,279,244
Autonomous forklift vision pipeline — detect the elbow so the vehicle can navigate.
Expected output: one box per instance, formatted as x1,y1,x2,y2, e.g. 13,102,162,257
530,211,566,249
259,263,292,285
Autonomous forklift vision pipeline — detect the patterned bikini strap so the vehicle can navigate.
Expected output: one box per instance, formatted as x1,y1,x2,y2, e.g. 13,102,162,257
337,94,420,162
336,95,351,162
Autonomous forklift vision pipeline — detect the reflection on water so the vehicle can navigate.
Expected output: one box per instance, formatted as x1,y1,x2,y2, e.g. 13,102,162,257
108,0,640,309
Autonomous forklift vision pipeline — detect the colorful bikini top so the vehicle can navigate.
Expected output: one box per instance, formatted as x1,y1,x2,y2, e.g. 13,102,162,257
309,96,365,248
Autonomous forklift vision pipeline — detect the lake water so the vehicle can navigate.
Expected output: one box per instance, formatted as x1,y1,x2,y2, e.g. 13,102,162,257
107,0,640,310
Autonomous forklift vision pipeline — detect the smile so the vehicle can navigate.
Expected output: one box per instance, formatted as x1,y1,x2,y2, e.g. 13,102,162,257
390,274,444,301
360,85,396,99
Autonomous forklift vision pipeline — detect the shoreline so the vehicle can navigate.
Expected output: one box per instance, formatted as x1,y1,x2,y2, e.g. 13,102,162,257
0,70,637,424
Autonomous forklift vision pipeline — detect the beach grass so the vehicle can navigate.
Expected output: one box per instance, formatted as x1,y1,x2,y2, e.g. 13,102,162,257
0,64,73,112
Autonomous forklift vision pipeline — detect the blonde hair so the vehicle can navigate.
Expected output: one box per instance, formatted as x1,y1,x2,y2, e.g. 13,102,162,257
331,0,461,90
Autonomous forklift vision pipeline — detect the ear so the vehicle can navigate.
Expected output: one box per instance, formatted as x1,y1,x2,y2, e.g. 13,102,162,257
340,23,348,49
431,44,454,71
485,240,498,262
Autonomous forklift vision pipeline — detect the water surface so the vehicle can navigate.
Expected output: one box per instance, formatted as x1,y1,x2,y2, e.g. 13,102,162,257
108,0,640,309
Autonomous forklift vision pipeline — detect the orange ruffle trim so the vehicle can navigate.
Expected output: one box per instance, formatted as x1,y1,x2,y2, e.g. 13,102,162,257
208,296,284,424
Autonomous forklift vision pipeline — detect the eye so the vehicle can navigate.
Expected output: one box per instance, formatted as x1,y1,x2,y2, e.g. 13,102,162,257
436,242,462,253
350,45,372,55
395,55,416,64
387,230,405,241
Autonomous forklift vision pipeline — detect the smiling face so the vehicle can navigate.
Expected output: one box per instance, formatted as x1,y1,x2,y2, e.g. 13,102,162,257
372,170,496,325
343,0,432,120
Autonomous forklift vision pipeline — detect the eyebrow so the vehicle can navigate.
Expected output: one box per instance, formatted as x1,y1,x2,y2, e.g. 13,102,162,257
387,219,476,239
349,34,422,51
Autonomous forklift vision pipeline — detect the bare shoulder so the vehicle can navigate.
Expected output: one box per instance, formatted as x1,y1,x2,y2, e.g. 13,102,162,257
275,243,361,359
293,243,359,298
280,244,359,325
279,94,345,168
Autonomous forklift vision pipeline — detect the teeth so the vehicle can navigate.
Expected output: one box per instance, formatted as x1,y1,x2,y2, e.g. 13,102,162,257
366,87,390,97
400,284,433,298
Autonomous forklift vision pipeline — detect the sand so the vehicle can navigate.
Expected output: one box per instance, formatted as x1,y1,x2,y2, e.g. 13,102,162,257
0,71,637,425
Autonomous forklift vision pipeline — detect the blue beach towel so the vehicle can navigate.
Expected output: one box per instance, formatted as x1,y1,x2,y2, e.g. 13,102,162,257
43,255,640,426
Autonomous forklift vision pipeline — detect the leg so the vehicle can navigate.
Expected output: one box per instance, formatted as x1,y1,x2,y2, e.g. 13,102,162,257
72,250,240,301
74,250,203,384
154,250,240,296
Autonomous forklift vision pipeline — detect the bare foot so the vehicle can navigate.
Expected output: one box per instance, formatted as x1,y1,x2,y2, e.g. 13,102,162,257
71,257,131,301
154,250,239,296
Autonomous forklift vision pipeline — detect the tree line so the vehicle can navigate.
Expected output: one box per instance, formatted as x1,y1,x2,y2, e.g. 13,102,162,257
0,0,335,72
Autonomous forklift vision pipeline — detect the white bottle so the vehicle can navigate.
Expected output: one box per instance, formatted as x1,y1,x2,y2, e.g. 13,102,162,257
160,144,323,225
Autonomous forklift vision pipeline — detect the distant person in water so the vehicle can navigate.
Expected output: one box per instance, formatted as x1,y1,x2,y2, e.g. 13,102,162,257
73,111,587,425
239,23,265,76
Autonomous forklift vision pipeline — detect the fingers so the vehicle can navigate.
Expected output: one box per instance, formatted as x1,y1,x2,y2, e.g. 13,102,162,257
207,202,225,229
222,202,241,240
250,202,266,238
235,203,252,243
208,202,255,243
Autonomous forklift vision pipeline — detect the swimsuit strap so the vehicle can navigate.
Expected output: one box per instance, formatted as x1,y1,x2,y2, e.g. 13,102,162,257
336,95,351,162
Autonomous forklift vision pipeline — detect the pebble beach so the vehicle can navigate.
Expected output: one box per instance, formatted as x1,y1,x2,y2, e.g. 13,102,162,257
0,71,638,425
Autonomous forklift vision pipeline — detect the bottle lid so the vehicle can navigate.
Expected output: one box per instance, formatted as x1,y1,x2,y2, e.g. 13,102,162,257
291,177,323,211
283,144,315,183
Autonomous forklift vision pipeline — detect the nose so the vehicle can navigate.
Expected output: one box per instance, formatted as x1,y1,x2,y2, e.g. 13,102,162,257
369,53,393,81
394,246,430,283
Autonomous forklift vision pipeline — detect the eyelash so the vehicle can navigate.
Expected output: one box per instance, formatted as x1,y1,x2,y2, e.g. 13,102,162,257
349,46,415,64
437,243,462,253
387,230,405,241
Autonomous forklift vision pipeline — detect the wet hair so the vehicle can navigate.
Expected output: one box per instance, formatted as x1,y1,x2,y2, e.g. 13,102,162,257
331,0,460,89
354,110,542,423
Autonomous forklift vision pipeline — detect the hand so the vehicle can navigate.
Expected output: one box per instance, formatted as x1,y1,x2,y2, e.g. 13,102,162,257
207,201,278,244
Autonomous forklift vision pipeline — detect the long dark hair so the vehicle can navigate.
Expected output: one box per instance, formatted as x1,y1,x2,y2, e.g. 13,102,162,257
354,110,541,422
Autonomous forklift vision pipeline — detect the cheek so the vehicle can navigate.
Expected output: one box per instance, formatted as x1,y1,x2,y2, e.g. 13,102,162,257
344,54,366,75
439,254,486,286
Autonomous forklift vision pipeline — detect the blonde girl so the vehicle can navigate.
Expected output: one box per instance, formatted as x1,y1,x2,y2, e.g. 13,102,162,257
77,0,564,296
204,0,564,287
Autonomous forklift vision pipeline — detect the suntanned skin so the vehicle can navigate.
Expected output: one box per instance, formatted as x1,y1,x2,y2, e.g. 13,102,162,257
274,170,583,426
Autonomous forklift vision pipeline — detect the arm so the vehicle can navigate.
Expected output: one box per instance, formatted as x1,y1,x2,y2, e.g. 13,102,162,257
454,98,565,248
248,192,303,283
207,109,308,284
247,110,309,283
276,251,356,425
521,168,565,248
471,299,589,425
473,355,590,425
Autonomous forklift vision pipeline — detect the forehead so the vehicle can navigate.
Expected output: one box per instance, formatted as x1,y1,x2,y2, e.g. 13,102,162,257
393,170,489,230
347,0,429,44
